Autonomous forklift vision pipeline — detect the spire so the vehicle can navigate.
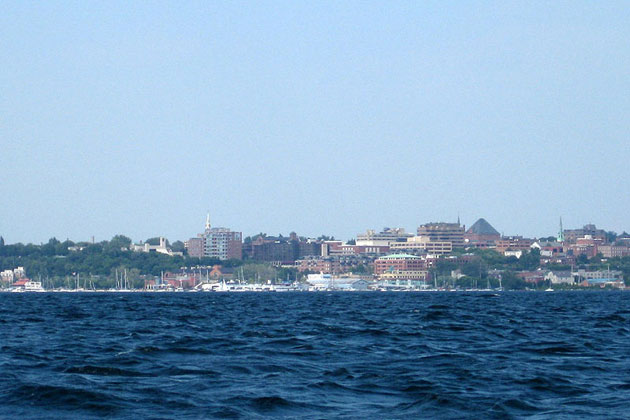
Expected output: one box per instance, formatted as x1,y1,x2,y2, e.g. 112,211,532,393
205,212,211,231
457,213,460,226
557,217,565,243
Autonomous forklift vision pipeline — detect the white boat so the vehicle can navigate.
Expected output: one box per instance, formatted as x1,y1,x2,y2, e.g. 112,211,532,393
545,287,554,292
23,281,46,292
199,281,228,292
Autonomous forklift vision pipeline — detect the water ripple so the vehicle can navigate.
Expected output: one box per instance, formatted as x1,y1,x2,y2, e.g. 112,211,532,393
0,291,629,418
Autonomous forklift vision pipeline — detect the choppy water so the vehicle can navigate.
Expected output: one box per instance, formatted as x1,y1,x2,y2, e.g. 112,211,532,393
1,292,629,419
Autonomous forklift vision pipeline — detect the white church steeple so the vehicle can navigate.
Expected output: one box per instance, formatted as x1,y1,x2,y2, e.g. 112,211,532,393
205,212,211,232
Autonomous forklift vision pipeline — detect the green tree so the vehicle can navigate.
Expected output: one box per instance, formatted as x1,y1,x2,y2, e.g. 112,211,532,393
171,240,186,253
518,248,541,271
42,238,60,256
606,231,618,244
576,253,589,265
461,260,488,279
352,264,373,275
105,235,133,253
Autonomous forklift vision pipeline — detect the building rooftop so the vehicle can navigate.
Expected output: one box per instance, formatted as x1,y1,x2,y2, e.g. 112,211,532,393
377,254,421,260
467,218,500,236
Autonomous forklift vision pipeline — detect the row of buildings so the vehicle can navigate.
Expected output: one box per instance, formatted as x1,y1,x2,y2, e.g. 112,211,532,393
116,216,630,267
178,214,628,283
182,214,630,264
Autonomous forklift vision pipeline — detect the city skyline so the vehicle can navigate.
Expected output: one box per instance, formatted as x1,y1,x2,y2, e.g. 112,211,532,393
1,212,625,246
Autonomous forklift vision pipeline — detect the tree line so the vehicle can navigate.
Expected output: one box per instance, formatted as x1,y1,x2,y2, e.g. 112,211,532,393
0,236,241,279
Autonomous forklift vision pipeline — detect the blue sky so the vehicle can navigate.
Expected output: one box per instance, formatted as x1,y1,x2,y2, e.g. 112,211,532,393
1,1,629,244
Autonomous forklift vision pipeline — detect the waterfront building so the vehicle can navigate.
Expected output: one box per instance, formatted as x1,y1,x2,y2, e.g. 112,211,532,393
417,222,465,249
296,255,374,274
544,271,574,284
567,269,625,288
207,265,236,280
378,270,428,281
1,269,14,284
1,267,27,285
305,273,371,291
579,278,625,288
573,269,623,282
374,254,428,280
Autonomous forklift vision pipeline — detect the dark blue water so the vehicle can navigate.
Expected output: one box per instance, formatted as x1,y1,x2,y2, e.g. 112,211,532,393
1,292,629,419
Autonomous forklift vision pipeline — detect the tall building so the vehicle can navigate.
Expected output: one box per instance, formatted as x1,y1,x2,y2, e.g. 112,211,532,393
417,222,465,248
203,227,242,260
185,213,242,260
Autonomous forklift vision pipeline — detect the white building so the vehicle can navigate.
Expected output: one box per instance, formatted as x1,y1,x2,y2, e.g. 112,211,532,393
130,237,182,256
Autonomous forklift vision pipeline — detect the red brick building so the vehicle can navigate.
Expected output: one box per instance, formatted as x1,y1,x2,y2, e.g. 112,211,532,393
495,236,535,253
374,254,426,275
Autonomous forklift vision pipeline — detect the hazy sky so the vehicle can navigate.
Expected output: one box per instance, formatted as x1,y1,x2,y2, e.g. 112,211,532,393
1,1,629,244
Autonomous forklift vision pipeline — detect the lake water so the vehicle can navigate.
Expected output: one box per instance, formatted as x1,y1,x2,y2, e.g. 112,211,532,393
1,291,629,418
